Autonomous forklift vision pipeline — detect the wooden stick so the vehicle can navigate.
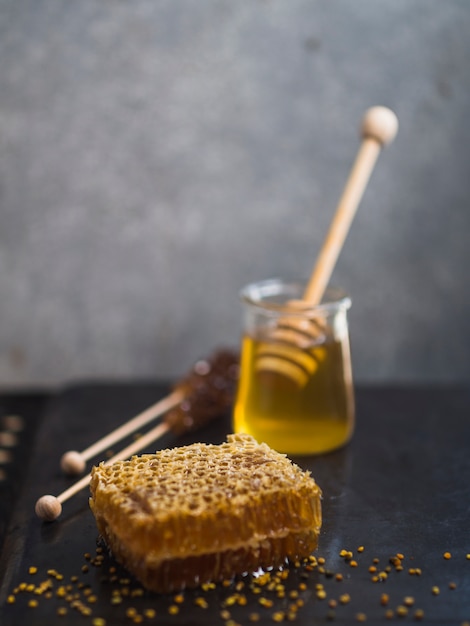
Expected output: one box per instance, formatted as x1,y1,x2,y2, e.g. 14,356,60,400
36,349,239,521
304,106,398,305
255,107,398,386
60,389,182,475
36,420,171,521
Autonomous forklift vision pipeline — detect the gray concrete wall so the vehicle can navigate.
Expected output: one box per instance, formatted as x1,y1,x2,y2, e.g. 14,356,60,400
1,0,469,386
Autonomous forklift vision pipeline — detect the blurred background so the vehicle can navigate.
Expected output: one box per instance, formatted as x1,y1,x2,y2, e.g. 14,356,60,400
1,0,469,387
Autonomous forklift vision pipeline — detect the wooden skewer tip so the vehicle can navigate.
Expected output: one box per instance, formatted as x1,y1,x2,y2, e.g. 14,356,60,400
60,450,86,475
35,495,62,521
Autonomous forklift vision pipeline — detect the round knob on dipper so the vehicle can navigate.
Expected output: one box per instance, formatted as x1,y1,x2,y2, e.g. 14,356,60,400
60,450,86,475
362,106,399,146
35,495,63,521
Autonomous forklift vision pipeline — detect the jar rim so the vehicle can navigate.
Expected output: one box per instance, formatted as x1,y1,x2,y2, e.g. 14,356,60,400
239,278,352,315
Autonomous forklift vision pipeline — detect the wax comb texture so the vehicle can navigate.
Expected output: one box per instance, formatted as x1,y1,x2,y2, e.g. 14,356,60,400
89,434,322,592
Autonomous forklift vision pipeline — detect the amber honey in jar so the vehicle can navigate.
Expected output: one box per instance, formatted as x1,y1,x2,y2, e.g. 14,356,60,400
233,278,354,455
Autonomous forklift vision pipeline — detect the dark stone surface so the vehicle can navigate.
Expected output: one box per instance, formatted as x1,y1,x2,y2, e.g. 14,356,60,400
0,383,469,623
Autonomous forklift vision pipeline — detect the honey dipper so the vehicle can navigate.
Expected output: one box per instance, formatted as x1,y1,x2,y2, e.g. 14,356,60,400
35,349,239,521
60,348,238,475
256,106,398,385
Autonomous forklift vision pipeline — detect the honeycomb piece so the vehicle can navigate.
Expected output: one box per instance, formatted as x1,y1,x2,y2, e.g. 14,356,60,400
89,434,322,593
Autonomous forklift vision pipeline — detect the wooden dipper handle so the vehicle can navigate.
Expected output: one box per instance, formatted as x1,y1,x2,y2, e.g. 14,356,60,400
303,106,398,305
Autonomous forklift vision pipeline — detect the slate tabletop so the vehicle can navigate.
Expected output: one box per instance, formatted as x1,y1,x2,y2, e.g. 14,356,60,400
0,382,469,625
